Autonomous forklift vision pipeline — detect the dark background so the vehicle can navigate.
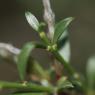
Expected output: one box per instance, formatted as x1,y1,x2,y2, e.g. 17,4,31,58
0,0,95,94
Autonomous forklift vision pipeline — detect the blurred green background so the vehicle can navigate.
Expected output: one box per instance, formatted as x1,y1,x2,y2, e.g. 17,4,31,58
0,0,95,94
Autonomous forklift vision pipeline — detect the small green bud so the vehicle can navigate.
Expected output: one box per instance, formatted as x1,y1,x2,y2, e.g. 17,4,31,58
38,22,46,32
47,45,52,51
47,44,57,52
39,32,50,45
52,44,57,51
39,32,46,38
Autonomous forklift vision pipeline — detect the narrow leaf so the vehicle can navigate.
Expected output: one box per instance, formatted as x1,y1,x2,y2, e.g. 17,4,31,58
57,77,74,90
58,40,70,63
25,12,40,31
53,17,74,43
17,42,35,80
57,30,68,49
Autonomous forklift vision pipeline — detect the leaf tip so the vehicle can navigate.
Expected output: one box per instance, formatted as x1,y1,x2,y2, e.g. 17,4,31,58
25,11,39,31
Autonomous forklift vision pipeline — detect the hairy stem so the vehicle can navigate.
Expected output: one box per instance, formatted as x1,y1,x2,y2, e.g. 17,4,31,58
42,0,55,40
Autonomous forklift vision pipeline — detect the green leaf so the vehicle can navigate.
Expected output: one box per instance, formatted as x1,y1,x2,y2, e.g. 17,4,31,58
57,77,74,90
25,12,40,31
17,42,35,80
53,17,74,43
58,40,70,63
57,30,68,49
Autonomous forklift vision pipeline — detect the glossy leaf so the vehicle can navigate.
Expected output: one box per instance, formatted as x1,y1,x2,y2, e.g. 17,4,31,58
17,42,35,80
25,12,40,31
53,17,74,43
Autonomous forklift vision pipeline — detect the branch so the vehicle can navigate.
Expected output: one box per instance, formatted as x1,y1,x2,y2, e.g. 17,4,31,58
0,81,54,93
42,0,55,40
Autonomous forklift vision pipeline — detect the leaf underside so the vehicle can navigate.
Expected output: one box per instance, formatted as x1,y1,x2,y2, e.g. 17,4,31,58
53,17,74,43
25,12,39,31
17,42,35,80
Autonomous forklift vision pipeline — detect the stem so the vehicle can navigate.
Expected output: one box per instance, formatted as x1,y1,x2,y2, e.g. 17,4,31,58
42,0,55,40
0,81,54,93
39,31,50,45
53,50,84,91
52,50,77,79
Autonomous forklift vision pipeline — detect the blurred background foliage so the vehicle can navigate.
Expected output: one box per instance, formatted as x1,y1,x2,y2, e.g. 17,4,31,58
0,0,95,93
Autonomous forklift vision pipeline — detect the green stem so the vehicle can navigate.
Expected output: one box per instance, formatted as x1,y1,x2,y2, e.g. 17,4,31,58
0,81,54,93
52,50,77,79
39,31,50,45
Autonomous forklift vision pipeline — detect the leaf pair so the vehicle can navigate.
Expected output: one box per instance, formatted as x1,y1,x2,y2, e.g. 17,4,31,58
25,11,74,45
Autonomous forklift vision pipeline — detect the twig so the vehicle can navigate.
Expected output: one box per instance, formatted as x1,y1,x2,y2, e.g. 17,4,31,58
42,0,55,40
